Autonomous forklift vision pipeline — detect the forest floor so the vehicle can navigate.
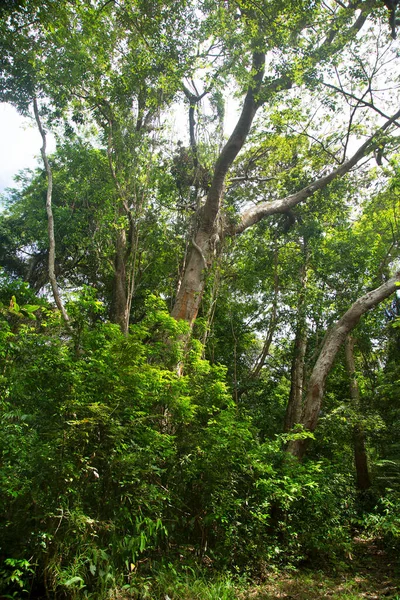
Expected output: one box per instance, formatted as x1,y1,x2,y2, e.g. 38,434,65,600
242,537,400,600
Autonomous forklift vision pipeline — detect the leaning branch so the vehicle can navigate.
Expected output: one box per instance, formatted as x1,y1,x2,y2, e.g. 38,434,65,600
33,97,69,323
287,270,400,459
235,108,400,234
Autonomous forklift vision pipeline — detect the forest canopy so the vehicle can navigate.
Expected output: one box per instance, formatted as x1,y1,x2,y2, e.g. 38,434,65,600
0,1,400,598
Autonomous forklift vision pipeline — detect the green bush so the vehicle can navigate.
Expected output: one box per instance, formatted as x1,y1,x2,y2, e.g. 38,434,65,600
364,492,400,548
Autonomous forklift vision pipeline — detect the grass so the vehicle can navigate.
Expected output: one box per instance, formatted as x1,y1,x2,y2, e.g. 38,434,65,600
107,536,400,599
243,571,399,599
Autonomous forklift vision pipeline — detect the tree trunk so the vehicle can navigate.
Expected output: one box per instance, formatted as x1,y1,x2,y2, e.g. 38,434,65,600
33,97,69,324
170,229,214,325
169,12,399,329
284,329,307,432
284,251,308,432
109,205,138,336
172,103,400,328
170,52,265,326
287,272,400,459
345,335,371,490
107,122,138,335
110,225,129,335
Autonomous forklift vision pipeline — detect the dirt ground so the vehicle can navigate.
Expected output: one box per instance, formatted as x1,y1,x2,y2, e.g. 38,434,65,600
242,538,400,600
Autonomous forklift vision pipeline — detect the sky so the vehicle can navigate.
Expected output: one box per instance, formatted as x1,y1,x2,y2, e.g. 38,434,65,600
0,96,240,196
0,103,55,194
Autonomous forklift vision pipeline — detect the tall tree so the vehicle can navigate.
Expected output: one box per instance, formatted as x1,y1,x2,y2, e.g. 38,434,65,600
170,0,400,326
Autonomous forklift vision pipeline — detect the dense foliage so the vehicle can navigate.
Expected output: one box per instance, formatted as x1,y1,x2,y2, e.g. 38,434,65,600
0,0,400,598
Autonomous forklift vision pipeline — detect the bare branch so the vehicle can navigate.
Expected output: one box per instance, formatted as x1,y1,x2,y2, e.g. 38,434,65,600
322,80,400,127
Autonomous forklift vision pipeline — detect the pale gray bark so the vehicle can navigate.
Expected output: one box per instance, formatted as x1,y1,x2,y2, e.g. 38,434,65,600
287,272,400,458
171,52,265,325
33,97,69,324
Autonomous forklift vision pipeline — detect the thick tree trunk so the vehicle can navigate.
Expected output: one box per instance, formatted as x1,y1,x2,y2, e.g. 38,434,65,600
170,229,214,324
345,335,371,490
287,272,400,459
171,52,265,326
33,97,69,324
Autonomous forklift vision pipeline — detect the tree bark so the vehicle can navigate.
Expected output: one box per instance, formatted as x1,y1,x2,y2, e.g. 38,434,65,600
248,241,279,382
170,9,378,327
170,51,265,326
284,251,308,432
234,108,400,235
110,220,129,335
287,272,400,459
284,329,307,432
171,101,400,327
345,335,371,490
107,121,138,335
33,97,69,324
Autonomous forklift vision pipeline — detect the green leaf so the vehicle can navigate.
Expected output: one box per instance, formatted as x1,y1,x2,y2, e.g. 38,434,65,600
64,576,85,588
22,304,40,312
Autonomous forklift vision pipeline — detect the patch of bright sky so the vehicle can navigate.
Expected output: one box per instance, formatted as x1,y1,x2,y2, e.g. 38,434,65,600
0,92,241,195
0,103,56,194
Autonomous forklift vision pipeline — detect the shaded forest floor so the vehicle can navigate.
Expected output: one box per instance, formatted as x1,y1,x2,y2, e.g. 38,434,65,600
242,537,400,600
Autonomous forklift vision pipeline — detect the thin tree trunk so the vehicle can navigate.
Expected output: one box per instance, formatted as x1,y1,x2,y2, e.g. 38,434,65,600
110,219,129,335
284,330,307,432
284,250,308,432
345,335,371,490
107,121,139,335
33,97,69,324
287,272,400,459
169,11,396,328
250,242,279,380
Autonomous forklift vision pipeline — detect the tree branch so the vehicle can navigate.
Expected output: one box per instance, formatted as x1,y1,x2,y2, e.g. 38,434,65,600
201,51,266,233
257,3,370,105
322,80,400,128
287,270,400,459
235,108,400,234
